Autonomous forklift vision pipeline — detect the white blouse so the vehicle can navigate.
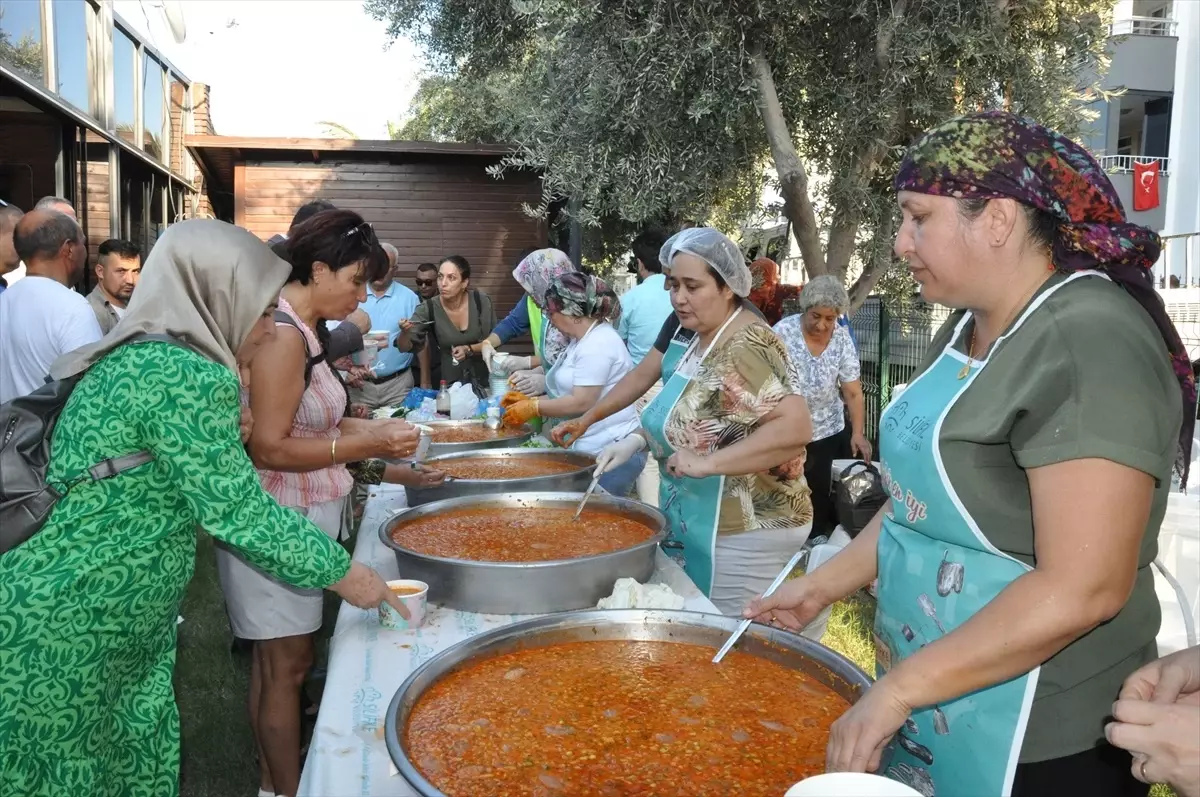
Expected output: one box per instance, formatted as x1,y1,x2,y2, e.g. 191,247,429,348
772,317,860,441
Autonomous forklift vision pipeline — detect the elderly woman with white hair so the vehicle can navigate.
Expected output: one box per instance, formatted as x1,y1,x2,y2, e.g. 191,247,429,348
773,275,870,537
556,227,815,614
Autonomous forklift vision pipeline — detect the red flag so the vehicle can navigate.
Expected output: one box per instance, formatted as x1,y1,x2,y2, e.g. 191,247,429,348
1133,160,1160,211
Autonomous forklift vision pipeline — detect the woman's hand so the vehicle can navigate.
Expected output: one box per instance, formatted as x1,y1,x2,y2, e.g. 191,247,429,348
743,574,834,632
509,369,546,396
349,403,371,419
1120,645,1200,704
504,399,539,428
398,318,416,332
826,676,913,774
239,406,254,444
366,419,420,459
1107,698,1200,796
851,432,873,462
551,418,590,447
330,561,408,617
450,344,473,362
388,463,447,488
665,450,711,479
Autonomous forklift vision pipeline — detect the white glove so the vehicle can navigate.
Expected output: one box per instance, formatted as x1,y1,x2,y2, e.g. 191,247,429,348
481,340,497,373
594,434,647,476
509,368,546,396
495,354,533,376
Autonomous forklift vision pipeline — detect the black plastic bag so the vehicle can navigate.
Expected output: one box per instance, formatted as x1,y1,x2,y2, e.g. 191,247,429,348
835,461,889,538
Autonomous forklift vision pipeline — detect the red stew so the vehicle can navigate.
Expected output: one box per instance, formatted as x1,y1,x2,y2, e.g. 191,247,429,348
440,457,582,481
405,639,848,796
430,426,524,443
390,507,653,562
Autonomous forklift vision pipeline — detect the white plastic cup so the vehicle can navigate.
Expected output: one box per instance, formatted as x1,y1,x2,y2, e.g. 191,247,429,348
379,579,428,631
785,773,923,797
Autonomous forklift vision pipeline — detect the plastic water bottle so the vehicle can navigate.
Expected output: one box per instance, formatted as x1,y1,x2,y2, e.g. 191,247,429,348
485,405,501,430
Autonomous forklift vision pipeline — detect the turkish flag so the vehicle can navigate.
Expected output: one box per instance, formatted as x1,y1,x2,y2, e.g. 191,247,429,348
1133,160,1160,211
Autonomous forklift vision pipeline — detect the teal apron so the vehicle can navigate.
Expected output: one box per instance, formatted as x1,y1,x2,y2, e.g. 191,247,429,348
874,272,1098,796
640,309,742,596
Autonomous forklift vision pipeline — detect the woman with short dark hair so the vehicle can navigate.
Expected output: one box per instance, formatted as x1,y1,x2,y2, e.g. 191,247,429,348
397,255,495,391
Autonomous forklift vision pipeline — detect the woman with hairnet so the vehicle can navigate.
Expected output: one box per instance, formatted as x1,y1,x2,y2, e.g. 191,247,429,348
773,274,871,537
555,227,815,613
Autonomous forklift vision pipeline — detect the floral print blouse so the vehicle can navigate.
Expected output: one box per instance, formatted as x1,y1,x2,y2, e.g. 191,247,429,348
663,323,813,535
772,317,860,442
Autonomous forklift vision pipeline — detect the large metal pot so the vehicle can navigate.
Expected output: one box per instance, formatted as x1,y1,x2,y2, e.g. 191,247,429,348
379,492,665,614
406,448,596,506
421,419,533,457
385,609,873,797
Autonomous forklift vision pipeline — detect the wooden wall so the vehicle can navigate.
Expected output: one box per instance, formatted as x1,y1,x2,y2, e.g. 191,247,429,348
235,158,546,328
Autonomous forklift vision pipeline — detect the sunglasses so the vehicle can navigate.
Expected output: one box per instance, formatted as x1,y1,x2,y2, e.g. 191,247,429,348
341,220,377,244
415,278,436,287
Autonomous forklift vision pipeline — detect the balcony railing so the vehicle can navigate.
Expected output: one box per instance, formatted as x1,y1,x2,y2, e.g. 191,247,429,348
1110,16,1179,37
1099,154,1171,176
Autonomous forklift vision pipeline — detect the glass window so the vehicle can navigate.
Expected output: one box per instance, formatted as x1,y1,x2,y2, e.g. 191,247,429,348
0,0,45,84
142,53,165,160
169,73,188,174
113,27,136,143
53,0,89,111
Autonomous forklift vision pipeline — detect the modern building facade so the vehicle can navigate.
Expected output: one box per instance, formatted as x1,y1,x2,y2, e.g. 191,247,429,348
0,0,210,279
1081,0,1199,288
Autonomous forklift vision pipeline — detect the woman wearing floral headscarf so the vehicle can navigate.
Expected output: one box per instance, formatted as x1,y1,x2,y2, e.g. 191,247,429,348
749,112,1194,797
503,273,646,496
481,248,576,396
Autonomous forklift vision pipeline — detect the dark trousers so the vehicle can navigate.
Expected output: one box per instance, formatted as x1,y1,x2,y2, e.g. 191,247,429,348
1013,743,1150,797
804,427,850,537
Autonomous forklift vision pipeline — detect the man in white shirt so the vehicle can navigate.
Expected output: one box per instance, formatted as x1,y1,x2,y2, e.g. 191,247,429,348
0,210,103,402
86,239,142,334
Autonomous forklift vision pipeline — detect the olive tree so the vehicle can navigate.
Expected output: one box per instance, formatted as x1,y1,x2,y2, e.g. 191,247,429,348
370,0,1111,307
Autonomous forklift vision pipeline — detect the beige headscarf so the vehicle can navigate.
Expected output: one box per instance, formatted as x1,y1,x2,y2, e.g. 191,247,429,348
52,219,291,380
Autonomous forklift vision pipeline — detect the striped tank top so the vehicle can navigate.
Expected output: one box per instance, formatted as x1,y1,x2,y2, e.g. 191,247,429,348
255,296,354,507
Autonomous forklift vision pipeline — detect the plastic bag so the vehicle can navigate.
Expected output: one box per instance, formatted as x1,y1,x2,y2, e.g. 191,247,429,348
834,461,889,538
402,387,438,410
448,383,479,420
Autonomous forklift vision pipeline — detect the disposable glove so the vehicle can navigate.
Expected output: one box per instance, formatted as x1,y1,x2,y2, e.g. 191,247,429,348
594,434,647,476
509,369,546,396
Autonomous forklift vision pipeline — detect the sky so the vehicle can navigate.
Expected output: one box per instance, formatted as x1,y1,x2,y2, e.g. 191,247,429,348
112,0,425,139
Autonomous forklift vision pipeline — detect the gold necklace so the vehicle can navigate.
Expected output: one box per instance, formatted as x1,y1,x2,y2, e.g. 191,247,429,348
958,327,977,380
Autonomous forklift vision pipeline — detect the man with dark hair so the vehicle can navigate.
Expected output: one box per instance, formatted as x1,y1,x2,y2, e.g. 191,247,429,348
34,196,77,220
618,228,673,366
265,199,337,247
0,203,24,295
345,241,419,409
87,238,143,334
0,210,101,402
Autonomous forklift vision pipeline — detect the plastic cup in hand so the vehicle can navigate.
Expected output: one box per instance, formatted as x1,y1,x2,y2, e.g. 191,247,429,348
379,579,428,630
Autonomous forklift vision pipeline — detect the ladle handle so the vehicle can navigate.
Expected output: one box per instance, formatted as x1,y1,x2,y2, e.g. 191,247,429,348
712,549,806,664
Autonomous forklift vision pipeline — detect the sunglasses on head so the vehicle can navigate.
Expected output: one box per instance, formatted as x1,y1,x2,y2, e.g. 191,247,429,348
341,220,376,244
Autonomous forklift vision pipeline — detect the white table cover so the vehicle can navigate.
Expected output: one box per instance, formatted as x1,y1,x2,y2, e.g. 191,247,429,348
298,483,718,797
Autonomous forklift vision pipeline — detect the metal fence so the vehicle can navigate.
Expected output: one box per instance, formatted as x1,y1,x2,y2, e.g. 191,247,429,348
850,292,1200,444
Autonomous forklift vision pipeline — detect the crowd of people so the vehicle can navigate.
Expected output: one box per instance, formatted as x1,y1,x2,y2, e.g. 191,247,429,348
0,109,1197,797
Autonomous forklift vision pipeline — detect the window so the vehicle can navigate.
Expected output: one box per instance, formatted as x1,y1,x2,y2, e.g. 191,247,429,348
0,0,45,84
113,26,136,142
1117,136,1133,156
142,52,165,160
53,0,90,111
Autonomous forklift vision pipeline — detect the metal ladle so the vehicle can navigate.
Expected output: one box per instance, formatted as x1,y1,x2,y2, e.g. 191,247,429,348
572,470,604,521
712,549,806,664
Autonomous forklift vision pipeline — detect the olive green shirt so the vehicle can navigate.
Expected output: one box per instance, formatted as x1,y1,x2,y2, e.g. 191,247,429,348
916,272,1181,763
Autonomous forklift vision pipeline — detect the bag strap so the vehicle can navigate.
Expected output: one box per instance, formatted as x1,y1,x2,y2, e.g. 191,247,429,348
274,310,325,388
839,460,880,479
86,450,155,481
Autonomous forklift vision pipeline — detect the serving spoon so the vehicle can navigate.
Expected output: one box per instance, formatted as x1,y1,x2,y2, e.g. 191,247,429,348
712,549,806,664
572,470,604,521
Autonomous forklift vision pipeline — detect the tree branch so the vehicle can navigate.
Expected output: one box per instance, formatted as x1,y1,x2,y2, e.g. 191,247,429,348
825,0,909,279
847,211,896,313
750,43,825,277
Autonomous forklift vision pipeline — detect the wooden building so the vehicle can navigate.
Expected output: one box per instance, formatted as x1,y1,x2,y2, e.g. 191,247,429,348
185,136,547,329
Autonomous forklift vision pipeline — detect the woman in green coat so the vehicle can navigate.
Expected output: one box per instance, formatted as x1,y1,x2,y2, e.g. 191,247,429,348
0,220,410,797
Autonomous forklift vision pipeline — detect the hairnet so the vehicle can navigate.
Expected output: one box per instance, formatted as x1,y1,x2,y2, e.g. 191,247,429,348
658,227,751,297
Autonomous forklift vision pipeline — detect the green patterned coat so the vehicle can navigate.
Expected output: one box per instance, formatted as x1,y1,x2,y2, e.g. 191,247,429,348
0,342,351,797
